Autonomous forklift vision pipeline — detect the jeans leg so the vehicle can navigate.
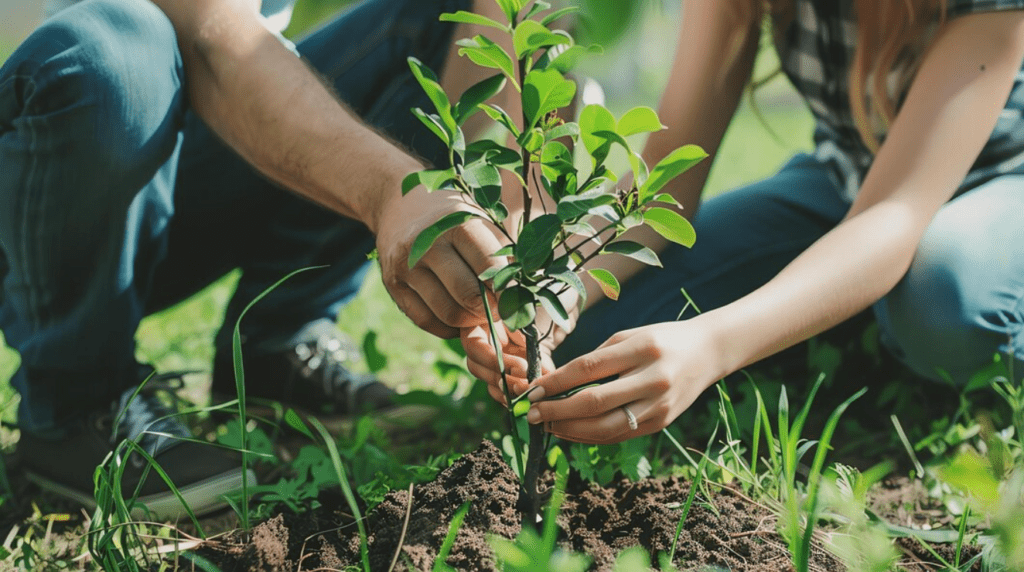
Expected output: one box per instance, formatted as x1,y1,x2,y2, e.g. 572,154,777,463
555,154,851,363
873,175,1024,386
0,0,186,432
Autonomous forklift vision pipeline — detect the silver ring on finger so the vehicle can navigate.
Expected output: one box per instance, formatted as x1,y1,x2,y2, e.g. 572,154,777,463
621,405,638,431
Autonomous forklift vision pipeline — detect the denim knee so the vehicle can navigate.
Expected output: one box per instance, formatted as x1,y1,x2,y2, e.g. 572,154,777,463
874,178,1024,386
0,0,184,187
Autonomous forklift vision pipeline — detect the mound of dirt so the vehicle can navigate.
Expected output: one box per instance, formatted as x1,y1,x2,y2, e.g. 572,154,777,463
197,440,848,571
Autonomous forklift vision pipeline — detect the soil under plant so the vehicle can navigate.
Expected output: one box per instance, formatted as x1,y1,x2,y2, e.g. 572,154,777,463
198,440,852,571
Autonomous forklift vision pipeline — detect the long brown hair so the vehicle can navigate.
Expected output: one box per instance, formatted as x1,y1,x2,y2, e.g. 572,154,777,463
731,0,948,152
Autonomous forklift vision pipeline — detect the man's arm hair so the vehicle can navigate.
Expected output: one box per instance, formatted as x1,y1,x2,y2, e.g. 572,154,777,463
149,0,421,232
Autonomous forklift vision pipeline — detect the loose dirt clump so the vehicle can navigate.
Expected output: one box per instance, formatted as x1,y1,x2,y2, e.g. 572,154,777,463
197,440,847,571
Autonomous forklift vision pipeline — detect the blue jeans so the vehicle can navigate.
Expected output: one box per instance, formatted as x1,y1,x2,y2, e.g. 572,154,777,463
0,0,468,433
556,154,1024,387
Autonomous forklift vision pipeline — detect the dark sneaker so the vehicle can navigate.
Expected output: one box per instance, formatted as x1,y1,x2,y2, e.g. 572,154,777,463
212,329,396,418
20,373,251,520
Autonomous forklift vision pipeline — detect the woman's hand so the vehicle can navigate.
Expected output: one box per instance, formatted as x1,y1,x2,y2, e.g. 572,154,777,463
524,320,723,444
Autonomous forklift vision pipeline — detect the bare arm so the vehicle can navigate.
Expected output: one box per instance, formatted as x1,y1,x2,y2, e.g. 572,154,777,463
529,9,1024,443
150,0,514,337
151,0,418,229
709,9,1024,375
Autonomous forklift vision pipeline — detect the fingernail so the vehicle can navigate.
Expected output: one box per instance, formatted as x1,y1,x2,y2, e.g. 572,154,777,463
527,386,546,402
526,407,541,424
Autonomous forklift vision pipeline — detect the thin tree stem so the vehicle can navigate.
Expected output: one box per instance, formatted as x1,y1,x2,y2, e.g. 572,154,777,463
523,322,544,528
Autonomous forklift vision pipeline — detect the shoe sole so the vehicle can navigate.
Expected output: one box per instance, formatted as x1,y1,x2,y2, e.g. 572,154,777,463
26,467,256,521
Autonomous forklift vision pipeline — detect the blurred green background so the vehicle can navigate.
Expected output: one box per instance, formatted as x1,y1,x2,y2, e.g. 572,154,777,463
0,0,813,426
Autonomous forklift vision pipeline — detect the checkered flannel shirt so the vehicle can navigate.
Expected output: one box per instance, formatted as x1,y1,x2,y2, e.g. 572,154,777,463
777,0,1024,200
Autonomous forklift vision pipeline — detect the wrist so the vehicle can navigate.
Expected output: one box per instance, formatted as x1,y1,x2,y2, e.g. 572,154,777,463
364,153,424,235
686,311,737,385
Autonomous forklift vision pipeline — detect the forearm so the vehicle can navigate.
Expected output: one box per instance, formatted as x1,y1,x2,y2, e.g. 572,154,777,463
157,0,420,232
704,204,922,377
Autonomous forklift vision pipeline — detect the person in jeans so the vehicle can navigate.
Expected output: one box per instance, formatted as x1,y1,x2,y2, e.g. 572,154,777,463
463,0,1024,444
0,0,509,518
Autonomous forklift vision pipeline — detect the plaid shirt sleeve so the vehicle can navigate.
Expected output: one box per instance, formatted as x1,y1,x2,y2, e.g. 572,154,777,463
947,0,1024,18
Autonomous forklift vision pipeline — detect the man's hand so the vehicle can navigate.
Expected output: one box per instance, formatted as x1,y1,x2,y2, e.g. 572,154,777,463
460,283,578,404
375,187,506,338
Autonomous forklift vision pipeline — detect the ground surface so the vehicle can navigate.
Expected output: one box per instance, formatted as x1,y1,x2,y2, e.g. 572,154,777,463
195,440,978,572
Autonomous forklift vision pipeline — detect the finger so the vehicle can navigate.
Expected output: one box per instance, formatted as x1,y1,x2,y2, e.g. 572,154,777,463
466,354,530,396
461,326,530,379
529,338,641,401
550,415,662,445
406,266,478,329
529,372,643,423
391,284,458,339
487,382,507,407
451,218,507,277
421,243,489,321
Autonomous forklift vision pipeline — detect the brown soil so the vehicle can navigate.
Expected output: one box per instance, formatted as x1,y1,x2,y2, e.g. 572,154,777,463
197,440,846,571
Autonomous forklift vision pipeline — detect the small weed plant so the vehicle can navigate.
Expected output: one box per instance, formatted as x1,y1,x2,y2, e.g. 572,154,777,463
405,0,705,524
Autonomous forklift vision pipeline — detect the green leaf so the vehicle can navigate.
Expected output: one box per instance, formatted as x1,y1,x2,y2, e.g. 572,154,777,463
579,104,617,166
493,245,514,257
602,240,662,267
541,141,574,181
524,0,552,21
458,36,519,89
407,57,455,134
408,211,477,268
513,20,571,60
587,268,620,300
545,122,580,141
564,220,596,235
440,10,508,31
411,108,450,146
402,168,457,195
480,104,522,138
519,127,545,154
472,184,502,209
515,213,561,272
644,207,696,248
498,285,536,331
494,0,523,23
454,74,507,126
478,266,502,281
557,190,615,221
492,263,521,290
465,140,522,170
463,160,502,188
541,5,579,26
651,193,682,208
640,144,708,201
620,210,644,229
617,106,664,137
523,69,576,129
547,262,586,311
283,409,314,440
543,43,602,73
593,129,646,186
536,287,571,330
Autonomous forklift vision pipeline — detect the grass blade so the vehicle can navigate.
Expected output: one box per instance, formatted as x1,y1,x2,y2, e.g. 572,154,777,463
231,266,324,531
434,501,471,572
670,423,718,563
308,416,370,572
